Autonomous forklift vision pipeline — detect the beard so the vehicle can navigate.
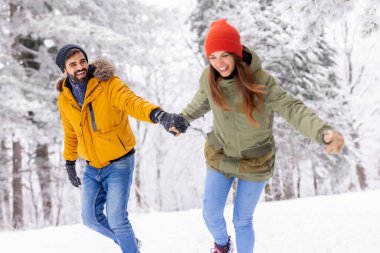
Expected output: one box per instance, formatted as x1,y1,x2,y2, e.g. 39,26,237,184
68,68,88,84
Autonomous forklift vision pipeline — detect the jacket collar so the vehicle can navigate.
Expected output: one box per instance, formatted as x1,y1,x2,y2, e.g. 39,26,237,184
83,78,103,106
62,77,103,109
62,78,80,109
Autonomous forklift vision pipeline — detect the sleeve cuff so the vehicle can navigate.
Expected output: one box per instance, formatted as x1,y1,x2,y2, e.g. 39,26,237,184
65,160,76,165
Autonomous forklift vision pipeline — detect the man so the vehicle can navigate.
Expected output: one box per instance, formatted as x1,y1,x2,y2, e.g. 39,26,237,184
55,44,189,253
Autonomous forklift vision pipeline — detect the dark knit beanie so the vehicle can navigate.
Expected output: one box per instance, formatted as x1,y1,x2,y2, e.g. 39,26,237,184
55,44,88,72
204,19,243,59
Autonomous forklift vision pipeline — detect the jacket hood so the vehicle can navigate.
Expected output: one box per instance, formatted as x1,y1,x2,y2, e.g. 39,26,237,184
242,46,262,74
56,59,115,92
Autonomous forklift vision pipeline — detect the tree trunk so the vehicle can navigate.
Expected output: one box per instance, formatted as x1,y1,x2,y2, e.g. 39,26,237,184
0,139,6,227
0,138,10,228
282,162,295,199
344,20,368,191
155,136,164,210
134,121,144,209
312,166,318,195
35,143,53,225
12,140,23,229
265,166,282,201
54,140,64,226
296,166,301,198
351,132,367,190
356,163,367,190
0,181,4,227
134,151,143,208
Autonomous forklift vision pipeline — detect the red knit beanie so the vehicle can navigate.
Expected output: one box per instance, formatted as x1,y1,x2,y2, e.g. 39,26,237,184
204,19,243,59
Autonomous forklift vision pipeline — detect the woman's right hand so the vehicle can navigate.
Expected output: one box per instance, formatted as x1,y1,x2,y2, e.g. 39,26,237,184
323,130,345,155
169,115,190,137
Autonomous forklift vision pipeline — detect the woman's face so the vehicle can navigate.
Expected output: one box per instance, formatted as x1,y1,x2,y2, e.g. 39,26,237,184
209,51,235,77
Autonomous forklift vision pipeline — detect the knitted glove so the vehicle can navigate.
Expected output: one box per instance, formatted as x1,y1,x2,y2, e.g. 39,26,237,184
150,109,190,135
65,160,81,188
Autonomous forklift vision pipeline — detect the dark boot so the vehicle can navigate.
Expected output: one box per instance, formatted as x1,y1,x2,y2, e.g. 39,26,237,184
210,236,234,253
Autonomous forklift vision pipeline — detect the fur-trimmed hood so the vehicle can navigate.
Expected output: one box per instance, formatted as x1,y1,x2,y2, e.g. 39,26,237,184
55,59,115,92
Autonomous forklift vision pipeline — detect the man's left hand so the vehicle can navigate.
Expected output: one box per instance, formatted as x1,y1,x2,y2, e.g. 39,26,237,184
152,109,190,136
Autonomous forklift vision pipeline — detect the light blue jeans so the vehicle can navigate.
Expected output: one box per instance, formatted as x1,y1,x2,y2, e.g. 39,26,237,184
81,154,139,253
203,169,266,253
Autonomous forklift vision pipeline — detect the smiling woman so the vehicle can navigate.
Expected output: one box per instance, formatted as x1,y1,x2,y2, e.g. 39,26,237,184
176,18,345,253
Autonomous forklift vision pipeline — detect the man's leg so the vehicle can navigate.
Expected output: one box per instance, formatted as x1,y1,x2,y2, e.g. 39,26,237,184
203,169,234,247
81,165,116,241
103,154,139,253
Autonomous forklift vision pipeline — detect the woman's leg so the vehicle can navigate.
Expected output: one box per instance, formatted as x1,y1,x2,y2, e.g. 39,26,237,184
203,169,234,246
232,180,266,253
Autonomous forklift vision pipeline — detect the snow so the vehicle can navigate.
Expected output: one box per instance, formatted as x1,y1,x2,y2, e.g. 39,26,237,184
1,190,379,253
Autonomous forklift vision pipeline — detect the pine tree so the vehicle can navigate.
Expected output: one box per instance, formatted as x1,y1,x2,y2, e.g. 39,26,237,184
280,0,379,42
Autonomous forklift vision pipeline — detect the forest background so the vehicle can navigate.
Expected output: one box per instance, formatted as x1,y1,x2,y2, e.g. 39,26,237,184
0,0,379,230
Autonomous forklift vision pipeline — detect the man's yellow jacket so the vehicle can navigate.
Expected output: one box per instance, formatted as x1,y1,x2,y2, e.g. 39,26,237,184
57,73,159,168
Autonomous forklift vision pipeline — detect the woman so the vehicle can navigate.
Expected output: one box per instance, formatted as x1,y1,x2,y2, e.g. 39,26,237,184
173,19,344,253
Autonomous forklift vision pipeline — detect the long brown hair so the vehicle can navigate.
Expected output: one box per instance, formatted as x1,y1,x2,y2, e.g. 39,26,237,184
208,53,265,127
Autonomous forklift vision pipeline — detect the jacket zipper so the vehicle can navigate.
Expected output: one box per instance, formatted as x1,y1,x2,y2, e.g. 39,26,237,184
88,103,97,132
117,135,127,151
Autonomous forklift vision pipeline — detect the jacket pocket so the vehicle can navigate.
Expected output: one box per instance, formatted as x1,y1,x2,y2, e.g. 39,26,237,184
204,140,223,170
239,145,274,174
241,143,272,159
117,134,127,151
206,131,223,150
93,127,126,162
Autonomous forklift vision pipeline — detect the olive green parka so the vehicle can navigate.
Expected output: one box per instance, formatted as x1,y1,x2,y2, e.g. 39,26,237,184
181,47,331,182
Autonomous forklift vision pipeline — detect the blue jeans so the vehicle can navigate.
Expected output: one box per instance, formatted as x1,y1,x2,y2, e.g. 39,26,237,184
203,169,266,253
81,154,139,253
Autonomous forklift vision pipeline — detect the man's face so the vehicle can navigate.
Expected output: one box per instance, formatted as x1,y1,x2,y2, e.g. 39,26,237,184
64,52,89,84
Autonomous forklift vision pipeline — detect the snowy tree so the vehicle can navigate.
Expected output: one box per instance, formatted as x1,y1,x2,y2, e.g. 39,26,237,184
327,15,380,190
280,0,380,44
127,8,206,211
280,0,380,191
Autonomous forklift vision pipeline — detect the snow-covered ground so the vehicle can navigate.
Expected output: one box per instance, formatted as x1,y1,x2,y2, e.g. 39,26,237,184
1,190,379,253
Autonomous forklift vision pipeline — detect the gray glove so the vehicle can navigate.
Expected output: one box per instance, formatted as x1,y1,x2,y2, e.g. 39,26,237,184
65,161,81,188
150,109,190,135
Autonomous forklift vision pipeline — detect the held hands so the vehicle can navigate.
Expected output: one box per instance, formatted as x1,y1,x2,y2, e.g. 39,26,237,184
151,109,190,136
323,130,345,155
65,161,81,188
167,115,190,136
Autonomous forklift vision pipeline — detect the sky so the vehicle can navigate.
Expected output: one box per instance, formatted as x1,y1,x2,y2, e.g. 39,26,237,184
0,189,379,253
141,0,195,9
